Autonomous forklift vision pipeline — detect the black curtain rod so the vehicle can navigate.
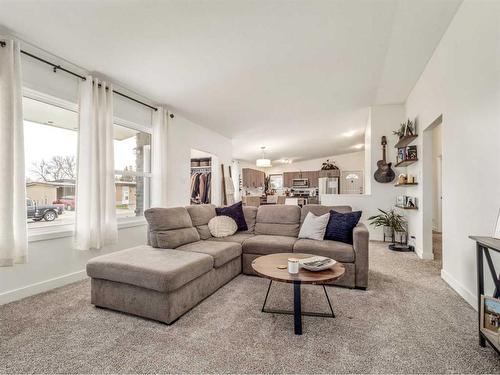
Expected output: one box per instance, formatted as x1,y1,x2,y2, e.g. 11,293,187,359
0,40,158,111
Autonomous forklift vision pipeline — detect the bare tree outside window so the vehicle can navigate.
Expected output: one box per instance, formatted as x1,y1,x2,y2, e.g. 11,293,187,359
30,155,76,182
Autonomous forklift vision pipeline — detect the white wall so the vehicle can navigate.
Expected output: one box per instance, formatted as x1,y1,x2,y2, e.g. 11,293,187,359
320,105,404,240
0,225,147,304
167,114,233,207
405,0,500,306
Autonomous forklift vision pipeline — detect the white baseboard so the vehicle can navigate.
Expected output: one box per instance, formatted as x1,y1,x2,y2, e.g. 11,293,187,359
0,270,88,305
441,269,477,310
414,247,434,260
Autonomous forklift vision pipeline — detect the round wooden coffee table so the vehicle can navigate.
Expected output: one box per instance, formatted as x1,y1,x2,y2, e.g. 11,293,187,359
252,253,345,335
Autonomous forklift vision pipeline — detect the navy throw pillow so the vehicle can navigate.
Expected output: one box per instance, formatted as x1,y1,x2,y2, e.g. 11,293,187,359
324,210,362,244
215,201,248,232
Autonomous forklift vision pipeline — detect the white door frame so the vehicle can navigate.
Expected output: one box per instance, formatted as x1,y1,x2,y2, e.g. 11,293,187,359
422,115,443,259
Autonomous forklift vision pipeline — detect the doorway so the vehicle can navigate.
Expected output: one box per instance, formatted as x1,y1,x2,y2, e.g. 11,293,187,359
422,115,443,264
190,149,215,205
341,170,364,194
432,127,443,265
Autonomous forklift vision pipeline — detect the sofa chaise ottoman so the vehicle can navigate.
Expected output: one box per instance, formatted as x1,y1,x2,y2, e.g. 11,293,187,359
86,207,242,324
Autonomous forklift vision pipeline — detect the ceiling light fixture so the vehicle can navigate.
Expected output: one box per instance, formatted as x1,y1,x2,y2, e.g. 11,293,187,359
256,146,272,167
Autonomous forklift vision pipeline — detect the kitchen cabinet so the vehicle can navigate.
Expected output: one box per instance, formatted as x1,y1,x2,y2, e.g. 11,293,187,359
283,170,320,188
319,169,340,178
302,171,320,188
283,172,295,188
242,168,265,188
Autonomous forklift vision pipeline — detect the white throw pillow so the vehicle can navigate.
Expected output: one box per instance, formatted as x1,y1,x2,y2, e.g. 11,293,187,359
298,212,330,241
208,216,238,238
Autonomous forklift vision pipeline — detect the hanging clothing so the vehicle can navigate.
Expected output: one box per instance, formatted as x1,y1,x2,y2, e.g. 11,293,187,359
190,171,211,204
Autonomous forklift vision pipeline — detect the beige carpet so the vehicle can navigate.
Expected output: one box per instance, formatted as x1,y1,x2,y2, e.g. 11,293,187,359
1,241,499,374
433,231,443,267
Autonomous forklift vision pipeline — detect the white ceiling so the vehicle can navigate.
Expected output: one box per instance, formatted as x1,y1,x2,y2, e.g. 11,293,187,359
0,0,461,162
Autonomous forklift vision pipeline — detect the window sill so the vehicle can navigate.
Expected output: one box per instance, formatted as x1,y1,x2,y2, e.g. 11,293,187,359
28,217,147,243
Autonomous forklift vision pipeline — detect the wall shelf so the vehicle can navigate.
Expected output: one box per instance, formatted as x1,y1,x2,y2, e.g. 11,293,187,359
395,205,418,210
394,135,418,148
395,159,418,167
394,182,418,187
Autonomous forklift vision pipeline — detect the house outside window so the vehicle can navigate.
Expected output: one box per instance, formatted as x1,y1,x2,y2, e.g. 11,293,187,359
113,123,152,219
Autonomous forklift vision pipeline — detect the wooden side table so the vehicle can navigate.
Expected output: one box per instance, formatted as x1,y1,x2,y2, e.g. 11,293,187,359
469,236,500,355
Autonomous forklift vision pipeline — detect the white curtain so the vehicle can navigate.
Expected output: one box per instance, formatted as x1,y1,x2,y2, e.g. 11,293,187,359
0,39,28,266
151,107,169,207
74,76,117,250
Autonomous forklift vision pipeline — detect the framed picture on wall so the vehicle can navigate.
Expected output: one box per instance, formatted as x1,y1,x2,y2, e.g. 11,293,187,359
494,209,500,240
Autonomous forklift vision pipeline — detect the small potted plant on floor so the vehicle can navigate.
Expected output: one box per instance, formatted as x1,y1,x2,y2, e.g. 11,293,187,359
368,209,411,251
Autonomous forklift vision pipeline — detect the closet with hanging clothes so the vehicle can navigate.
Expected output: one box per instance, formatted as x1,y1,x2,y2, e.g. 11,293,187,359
190,158,212,204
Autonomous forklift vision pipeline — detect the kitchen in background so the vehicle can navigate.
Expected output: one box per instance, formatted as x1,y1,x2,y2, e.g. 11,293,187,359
240,158,364,207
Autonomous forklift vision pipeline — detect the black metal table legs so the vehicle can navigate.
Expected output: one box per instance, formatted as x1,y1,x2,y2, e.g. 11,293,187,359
261,280,335,335
293,281,302,334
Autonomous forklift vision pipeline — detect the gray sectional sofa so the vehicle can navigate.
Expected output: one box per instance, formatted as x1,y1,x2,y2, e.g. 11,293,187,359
87,204,369,324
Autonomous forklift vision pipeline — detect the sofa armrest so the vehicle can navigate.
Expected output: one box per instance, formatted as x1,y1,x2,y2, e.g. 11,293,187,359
352,222,369,288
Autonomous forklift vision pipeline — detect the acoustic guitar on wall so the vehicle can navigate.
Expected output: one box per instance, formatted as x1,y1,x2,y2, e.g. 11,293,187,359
374,136,395,183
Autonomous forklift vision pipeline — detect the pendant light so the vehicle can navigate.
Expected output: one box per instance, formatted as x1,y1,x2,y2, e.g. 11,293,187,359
256,146,272,167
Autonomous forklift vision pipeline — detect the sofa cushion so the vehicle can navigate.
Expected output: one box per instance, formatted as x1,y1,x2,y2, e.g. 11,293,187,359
216,201,248,231
186,204,216,240
300,204,352,224
145,207,199,248
293,239,355,263
208,232,255,244
208,216,238,238
255,205,301,237
152,228,200,249
177,240,242,268
298,212,330,240
145,207,193,231
243,235,297,255
242,206,258,233
86,245,213,293
324,210,362,244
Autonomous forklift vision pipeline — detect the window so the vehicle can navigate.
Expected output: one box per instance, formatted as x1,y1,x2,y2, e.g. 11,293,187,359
113,124,151,219
23,90,153,234
269,174,283,190
23,96,78,229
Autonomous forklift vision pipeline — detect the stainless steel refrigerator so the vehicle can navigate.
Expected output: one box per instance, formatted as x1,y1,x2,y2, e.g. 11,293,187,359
318,177,339,195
